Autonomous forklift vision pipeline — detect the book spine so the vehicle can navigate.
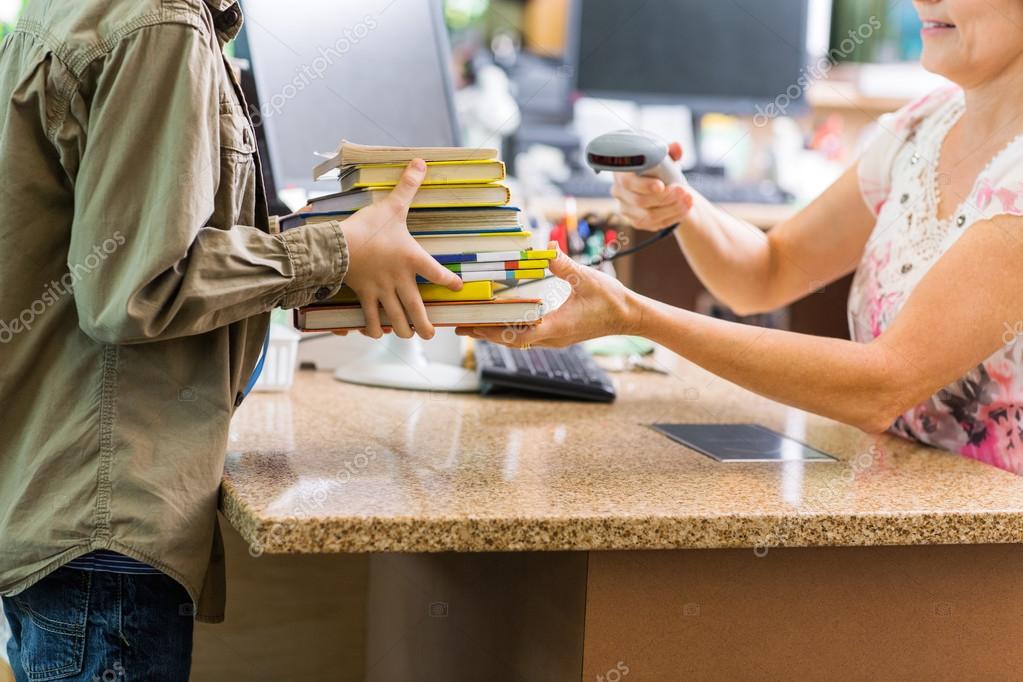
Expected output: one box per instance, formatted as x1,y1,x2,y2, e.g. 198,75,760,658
432,250,535,264
449,269,547,282
446,259,550,272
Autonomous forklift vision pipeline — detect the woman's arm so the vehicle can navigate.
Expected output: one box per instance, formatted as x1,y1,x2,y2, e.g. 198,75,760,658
612,146,876,315
461,215,1023,433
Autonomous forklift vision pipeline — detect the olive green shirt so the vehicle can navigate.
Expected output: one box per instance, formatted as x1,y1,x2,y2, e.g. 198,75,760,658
0,0,348,622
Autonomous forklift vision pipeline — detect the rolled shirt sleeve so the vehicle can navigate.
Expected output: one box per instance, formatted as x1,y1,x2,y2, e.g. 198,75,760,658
68,22,347,345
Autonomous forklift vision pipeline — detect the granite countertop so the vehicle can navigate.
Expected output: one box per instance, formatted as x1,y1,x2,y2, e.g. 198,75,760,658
221,348,1023,554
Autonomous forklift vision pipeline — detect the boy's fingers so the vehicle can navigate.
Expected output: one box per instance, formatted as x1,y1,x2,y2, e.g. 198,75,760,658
387,159,427,213
360,297,383,339
380,293,413,338
417,253,463,291
398,283,435,339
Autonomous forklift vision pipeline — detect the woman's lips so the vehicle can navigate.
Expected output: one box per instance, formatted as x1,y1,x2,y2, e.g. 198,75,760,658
921,20,956,36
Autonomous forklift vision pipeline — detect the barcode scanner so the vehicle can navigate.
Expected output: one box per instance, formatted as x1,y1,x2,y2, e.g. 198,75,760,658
585,129,686,187
583,130,684,262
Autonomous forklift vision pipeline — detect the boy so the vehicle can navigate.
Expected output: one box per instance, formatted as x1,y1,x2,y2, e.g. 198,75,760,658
0,0,458,678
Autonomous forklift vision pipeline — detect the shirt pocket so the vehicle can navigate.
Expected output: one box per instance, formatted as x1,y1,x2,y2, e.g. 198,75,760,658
218,100,256,158
8,568,90,681
213,101,258,228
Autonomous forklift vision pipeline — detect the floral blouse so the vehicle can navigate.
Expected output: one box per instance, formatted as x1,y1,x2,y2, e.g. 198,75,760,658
849,87,1023,473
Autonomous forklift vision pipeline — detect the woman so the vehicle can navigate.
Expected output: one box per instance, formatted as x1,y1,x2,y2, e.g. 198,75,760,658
462,0,1023,473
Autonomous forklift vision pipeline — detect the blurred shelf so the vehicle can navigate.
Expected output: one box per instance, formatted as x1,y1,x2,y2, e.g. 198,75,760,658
807,78,912,114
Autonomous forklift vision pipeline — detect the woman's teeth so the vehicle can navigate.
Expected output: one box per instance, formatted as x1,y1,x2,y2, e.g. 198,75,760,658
922,20,955,29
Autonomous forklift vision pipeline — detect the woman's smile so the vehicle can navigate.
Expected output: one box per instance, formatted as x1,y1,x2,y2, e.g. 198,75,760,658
920,19,956,37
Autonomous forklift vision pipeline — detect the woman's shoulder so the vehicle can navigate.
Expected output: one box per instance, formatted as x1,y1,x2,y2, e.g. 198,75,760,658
856,86,961,217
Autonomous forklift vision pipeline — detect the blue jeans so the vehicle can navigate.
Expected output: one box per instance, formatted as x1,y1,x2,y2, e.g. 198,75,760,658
2,566,193,681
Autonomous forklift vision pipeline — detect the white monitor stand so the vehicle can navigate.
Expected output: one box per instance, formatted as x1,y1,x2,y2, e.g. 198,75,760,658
332,329,480,393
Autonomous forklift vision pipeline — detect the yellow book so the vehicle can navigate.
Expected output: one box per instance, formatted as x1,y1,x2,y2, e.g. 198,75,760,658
339,160,506,191
326,281,495,305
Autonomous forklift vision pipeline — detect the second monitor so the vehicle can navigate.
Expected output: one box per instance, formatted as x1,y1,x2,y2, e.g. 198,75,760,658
573,0,810,115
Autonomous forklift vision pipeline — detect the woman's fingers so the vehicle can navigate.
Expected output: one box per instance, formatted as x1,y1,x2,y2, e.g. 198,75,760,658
620,200,687,231
380,292,414,338
611,179,676,210
461,324,546,347
616,173,666,195
360,294,384,339
548,248,585,285
668,141,684,162
398,282,436,339
620,205,668,231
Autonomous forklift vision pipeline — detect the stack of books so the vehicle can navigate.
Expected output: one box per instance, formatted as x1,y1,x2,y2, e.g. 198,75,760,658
285,142,551,332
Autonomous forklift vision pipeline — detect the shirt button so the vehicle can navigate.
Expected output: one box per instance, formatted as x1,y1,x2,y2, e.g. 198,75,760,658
216,5,240,30
314,286,331,301
900,263,913,274
955,215,966,227
900,193,909,204
910,153,920,165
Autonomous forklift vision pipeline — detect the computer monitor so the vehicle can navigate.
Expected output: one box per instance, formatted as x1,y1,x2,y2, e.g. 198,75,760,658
238,0,460,195
571,0,810,116
237,0,479,393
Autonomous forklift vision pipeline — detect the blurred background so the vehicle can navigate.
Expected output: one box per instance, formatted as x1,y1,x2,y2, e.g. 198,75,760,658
0,0,943,346
434,0,941,339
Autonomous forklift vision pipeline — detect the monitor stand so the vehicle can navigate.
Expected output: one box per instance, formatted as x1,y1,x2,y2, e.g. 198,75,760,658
333,333,480,393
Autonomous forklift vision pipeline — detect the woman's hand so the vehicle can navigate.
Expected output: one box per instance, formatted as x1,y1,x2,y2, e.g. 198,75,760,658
611,141,694,231
456,244,644,348
339,159,463,339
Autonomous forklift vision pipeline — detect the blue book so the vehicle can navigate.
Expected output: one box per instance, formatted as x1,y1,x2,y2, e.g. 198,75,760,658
432,249,557,265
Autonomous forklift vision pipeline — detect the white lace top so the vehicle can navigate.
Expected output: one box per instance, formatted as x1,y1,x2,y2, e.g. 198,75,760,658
849,87,1023,473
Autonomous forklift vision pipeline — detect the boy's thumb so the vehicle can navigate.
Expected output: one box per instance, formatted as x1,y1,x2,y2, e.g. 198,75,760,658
387,158,427,210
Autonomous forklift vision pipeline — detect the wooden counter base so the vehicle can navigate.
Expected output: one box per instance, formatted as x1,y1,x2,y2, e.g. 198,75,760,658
363,544,1023,681
584,544,1023,680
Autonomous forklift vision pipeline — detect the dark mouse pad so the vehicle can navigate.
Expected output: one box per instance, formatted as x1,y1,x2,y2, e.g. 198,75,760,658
651,423,837,462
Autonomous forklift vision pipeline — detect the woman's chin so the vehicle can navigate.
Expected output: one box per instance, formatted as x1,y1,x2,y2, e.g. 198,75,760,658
919,53,958,82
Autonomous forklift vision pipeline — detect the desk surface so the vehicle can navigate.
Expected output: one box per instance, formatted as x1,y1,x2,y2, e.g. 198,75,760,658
222,350,1023,554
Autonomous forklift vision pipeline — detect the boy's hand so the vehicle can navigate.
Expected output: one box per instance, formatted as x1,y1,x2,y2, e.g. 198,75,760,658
339,159,462,339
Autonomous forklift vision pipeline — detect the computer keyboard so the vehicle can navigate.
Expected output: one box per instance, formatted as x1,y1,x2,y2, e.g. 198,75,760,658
475,341,616,403
556,171,793,205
